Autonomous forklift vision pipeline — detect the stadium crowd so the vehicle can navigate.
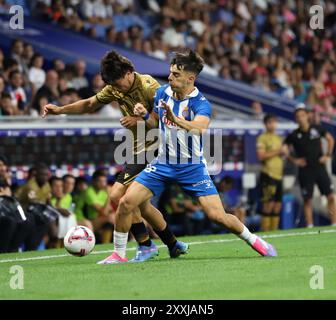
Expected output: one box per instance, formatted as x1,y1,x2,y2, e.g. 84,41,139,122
1,1,336,119
27,0,336,121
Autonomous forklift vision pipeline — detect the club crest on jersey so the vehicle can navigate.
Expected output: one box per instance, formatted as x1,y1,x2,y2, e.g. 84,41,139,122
182,106,189,118
310,128,320,139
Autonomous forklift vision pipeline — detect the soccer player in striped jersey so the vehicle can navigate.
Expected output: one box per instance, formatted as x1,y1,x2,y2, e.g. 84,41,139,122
98,50,277,264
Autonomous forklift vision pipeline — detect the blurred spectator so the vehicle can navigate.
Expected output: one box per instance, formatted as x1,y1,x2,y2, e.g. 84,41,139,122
50,176,77,247
29,53,46,91
10,39,25,72
0,93,20,116
158,184,192,236
217,176,246,224
15,163,51,211
63,174,76,194
32,69,59,110
72,59,89,90
6,70,27,112
75,170,114,243
0,48,4,73
251,101,264,120
0,155,11,186
73,176,92,230
0,177,17,253
53,58,66,73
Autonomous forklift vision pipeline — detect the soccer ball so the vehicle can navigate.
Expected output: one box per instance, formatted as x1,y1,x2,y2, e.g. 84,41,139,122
64,226,95,256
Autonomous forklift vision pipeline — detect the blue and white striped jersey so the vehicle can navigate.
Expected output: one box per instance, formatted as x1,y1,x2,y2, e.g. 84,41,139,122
153,84,212,163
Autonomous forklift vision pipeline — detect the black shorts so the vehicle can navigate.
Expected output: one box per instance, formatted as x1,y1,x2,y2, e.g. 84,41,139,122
298,165,334,200
115,150,158,186
259,172,283,203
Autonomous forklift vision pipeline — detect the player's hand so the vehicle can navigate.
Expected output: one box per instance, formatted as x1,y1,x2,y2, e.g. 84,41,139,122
295,158,307,167
161,100,177,123
134,103,147,117
42,104,61,118
319,155,331,164
120,116,140,128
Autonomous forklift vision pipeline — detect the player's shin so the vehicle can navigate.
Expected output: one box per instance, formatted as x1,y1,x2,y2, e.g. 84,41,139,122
140,202,177,249
113,231,128,259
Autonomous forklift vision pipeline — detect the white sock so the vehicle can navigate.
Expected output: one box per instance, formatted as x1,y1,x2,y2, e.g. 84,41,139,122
238,226,257,245
113,231,128,258
307,224,314,228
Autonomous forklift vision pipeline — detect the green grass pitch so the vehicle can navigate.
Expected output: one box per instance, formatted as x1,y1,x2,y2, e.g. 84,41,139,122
0,226,335,300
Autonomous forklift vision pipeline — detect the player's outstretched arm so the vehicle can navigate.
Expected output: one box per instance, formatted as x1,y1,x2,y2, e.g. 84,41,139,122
134,103,159,128
161,101,209,134
42,96,103,118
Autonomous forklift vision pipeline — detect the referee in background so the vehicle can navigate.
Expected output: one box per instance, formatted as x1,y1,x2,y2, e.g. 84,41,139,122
284,106,336,227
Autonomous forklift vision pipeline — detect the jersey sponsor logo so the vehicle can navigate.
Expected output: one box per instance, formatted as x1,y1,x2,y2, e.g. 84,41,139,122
192,179,214,189
310,128,320,139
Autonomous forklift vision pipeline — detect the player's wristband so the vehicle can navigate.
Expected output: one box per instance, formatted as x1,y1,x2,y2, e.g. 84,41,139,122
142,112,149,121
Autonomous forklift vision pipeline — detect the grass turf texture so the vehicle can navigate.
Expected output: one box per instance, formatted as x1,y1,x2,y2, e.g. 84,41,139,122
0,226,335,300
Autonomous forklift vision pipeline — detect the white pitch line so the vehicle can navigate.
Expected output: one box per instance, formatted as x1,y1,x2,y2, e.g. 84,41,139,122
0,228,335,264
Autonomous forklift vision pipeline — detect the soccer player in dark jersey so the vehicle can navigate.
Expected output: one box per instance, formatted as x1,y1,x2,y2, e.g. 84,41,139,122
43,51,188,261
284,107,336,227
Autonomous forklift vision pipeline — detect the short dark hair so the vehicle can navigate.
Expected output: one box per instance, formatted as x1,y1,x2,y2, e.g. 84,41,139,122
49,176,62,186
100,50,135,84
62,174,75,182
263,113,277,124
170,50,204,76
92,169,106,181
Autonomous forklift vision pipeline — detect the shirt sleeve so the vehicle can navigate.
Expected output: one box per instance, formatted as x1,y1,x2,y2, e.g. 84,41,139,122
85,188,96,206
283,133,293,146
95,85,118,104
316,125,328,137
192,97,212,118
256,135,266,150
145,78,161,113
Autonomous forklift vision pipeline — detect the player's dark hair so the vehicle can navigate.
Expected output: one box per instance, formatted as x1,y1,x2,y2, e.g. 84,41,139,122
263,113,277,124
170,50,204,76
100,50,135,84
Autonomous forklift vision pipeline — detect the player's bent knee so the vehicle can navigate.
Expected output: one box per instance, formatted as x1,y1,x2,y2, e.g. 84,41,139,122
118,196,136,214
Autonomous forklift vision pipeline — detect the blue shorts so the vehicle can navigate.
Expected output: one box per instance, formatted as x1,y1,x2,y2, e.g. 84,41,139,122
134,159,218,198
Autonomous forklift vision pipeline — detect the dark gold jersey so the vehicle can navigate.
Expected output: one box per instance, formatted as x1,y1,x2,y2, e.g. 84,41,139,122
257,132,284,180
95,72,160,154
